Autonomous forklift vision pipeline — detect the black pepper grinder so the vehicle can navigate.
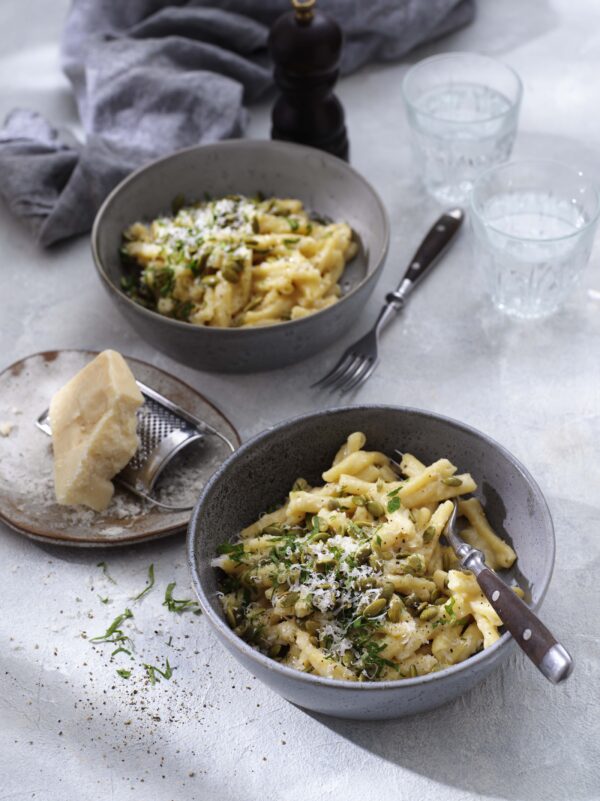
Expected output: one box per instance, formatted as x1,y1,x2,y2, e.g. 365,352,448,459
269,0,349,161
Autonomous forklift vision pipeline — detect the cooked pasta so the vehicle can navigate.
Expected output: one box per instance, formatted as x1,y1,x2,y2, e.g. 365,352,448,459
120,194,357,327
213,433,519,682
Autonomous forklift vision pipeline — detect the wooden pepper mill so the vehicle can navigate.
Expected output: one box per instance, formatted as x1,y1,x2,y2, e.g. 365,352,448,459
269,0,349,161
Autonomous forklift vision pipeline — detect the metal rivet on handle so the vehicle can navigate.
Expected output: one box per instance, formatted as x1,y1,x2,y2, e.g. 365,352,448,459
436,224,446,232
523,628,532,641
492,590,500,601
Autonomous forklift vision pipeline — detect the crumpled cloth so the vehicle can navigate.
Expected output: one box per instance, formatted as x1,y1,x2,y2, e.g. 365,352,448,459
0,0,474,247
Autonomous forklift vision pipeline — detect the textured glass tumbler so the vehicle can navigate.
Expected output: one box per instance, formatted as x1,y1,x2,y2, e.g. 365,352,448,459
402,53,522,204
471,160,600,319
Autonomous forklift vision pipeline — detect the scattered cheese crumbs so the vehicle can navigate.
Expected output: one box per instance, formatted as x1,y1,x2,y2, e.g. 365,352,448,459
0,421,14,437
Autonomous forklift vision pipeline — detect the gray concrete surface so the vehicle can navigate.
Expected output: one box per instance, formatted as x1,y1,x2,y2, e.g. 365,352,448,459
0,1,598,799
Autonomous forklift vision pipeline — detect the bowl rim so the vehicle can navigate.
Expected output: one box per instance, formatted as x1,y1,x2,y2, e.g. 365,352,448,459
91,139,390,336
187,404,555,692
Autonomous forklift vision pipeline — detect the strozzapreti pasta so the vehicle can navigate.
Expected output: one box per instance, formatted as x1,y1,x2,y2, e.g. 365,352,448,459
213,432,520,682
121,194,356,327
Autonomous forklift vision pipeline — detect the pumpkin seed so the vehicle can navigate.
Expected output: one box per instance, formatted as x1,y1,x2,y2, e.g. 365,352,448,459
304,619,320,636
420,606,439,621
352,496,366,506
442,476,462,487
380,582,395,601
407,554,425,574
363,598,388,618
366,500,385,518
279,591,299,607
263,524,282,535
423,525,436,543
356,544,372,564
387,598,403,622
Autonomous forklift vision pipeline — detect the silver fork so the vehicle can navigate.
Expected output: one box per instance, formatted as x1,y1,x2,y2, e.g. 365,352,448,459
313,208,464,393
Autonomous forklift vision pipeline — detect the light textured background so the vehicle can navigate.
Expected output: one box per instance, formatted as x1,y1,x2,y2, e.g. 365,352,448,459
1,1,599,800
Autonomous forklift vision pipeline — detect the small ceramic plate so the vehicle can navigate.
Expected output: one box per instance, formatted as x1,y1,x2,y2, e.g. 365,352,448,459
0,350,240,547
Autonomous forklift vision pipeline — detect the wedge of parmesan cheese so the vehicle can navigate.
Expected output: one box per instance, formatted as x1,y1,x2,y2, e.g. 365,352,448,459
49,350,143,512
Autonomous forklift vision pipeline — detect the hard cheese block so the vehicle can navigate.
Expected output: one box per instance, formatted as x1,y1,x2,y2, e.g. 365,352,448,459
49,350,143,511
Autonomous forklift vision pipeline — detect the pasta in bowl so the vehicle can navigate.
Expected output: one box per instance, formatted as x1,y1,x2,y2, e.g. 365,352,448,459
188,406,555,719
92,140,389,372
121,195,357,327
212,432,521,682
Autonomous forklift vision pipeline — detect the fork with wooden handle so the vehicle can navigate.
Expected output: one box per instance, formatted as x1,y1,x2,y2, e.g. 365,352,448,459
312,208,464,393
444,500,574,684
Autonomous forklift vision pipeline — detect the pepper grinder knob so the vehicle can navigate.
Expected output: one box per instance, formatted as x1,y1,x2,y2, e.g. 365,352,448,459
269,0,349,161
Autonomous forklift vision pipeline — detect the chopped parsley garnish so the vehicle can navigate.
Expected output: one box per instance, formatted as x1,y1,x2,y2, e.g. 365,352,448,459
97,561,116,584
287,217,300,232
116,668,132,679
144,659,173,685
163,582,201,614
90,608,133,646
216,543,246,564
387,496,401,513
133,564,155,601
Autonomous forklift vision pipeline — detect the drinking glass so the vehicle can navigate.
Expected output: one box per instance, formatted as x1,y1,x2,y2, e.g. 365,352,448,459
471,160,600,318
402,53,522,204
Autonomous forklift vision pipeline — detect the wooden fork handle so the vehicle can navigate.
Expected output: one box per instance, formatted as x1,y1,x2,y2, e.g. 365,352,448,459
401,207,464,292
476,565,574,684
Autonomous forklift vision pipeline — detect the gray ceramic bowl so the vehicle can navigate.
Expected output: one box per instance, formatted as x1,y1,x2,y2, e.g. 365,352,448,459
91,140,389,373
188,406,555,720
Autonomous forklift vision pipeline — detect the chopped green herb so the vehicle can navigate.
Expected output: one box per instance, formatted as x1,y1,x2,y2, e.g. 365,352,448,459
98,595,110,605
90,608,133,644
216,543,246,564
155,267,175,297
283,238,300,246
116,668,132,679
97,561,116,584
163,582,201,614
287,217,300,232
111,646,132,658
387,496,401,513
387,487,401,498
133,564,155,601
144,658,173,685
120,275,136,292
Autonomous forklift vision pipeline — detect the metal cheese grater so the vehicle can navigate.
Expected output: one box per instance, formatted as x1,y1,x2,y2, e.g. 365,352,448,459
36,380,235,512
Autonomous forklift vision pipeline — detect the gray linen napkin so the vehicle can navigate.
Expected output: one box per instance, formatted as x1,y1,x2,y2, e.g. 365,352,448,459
0,0,474,247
